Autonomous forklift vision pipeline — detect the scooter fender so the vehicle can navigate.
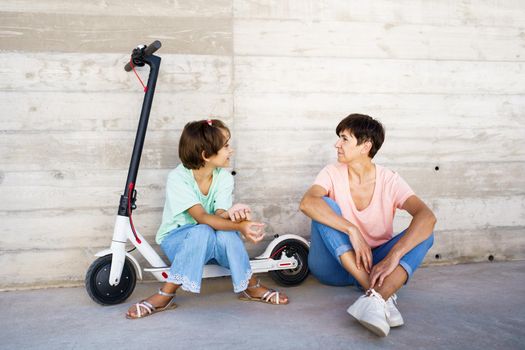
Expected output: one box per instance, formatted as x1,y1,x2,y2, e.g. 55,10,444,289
255,234,310,259
94,248,143,282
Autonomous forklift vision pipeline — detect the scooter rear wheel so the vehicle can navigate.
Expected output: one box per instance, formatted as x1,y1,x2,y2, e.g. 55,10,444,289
85,255,136,305
269,239,309,286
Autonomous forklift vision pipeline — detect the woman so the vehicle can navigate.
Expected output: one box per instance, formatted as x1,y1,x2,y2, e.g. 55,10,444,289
300,114,436,337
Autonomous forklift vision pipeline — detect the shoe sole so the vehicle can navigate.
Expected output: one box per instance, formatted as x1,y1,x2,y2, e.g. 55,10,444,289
357,318,389,337
347,307,389,337
388,319,404,328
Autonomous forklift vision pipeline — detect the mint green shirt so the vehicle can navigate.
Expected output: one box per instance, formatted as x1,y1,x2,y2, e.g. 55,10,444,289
155,164,234,244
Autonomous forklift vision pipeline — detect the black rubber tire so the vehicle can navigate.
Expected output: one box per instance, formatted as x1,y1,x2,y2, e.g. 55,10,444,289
85,255,136,305
269,239,309,286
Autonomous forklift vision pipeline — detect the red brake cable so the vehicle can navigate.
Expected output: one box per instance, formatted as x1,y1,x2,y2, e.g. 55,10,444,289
129,58,148,92
270,245,287,259
127,182,141,244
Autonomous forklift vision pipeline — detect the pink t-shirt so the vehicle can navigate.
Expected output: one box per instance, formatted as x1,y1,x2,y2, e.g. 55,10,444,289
314,163,414,248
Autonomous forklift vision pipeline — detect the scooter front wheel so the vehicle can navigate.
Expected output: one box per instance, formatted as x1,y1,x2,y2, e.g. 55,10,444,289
269,239,309,286
85,254,136,305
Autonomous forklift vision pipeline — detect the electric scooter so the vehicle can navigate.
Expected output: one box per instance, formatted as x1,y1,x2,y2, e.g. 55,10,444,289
85,41,310,305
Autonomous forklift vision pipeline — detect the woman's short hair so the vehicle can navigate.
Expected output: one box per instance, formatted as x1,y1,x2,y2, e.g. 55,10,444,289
179,119,230,169
336,114,385,158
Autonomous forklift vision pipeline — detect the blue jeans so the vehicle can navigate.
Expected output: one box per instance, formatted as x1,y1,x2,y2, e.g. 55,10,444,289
160,224,252,293
308,197,434,287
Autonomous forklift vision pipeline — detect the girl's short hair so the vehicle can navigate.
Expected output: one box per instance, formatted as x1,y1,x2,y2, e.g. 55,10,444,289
179,119,230,169
336,114,385,158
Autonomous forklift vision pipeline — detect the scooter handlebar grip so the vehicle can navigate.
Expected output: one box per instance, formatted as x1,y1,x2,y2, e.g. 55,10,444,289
124,61,133,72
124,40,162,72
144,40,162,56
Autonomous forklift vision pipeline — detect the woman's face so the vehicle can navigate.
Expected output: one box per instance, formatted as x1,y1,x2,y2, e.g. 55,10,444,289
334,129,369,163
207,128,233,168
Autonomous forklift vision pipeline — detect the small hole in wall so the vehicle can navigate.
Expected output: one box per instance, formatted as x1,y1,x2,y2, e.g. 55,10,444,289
435,254,441,260
231,170,237,176
434,166,440,171
488,255,494,262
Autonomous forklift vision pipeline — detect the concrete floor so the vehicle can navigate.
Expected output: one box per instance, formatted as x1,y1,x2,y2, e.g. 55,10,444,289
1,261,524,350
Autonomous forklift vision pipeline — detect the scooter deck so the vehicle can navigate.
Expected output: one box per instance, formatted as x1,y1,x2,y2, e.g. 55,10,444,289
143,253,299,279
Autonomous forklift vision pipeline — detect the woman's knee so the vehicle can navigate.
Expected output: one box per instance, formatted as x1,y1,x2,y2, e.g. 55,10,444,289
311,219,351,254
407,232,434,260
424,232,434,249
322,197,342,216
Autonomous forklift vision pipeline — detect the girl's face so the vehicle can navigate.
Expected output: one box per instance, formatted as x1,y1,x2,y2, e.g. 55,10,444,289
207,128,233,168
334,129,370,163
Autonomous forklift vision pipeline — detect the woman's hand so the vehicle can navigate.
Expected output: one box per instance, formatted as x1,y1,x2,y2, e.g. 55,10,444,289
369,253,400,289
347,226,372,273
239,221,265,244
227,203,252,222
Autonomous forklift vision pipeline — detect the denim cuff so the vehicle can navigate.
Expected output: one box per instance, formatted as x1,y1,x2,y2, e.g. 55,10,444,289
234,270,253,293
399,260,413,284
335,244,353,258
167,273,201,293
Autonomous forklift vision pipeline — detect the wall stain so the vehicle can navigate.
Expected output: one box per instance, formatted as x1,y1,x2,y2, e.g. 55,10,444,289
263,204,282,218
53,170,65,180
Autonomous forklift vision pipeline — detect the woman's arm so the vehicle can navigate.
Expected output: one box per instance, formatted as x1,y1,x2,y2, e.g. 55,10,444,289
300,185,372,272
369,195,437,287
389,195,436,258
300,185,353,233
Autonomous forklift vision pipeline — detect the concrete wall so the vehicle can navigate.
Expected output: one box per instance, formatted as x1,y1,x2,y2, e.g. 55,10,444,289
1,0,524,289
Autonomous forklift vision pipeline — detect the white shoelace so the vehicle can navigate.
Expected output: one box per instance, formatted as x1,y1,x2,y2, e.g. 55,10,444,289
367,288,389,318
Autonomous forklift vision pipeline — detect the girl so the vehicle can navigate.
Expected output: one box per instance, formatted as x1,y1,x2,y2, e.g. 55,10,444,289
126,119,288,319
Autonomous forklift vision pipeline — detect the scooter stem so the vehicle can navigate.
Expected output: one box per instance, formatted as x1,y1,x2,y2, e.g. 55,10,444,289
118,54,161,216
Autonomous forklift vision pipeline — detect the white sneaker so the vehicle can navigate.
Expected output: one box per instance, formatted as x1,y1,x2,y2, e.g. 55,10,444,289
347,289,390,337
386,293,404,327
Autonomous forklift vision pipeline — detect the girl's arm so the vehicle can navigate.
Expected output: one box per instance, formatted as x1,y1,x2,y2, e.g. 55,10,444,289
215,205,252,222
188,204,264,243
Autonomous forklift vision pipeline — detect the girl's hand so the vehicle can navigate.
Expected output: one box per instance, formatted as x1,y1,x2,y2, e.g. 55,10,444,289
227,203,252,222
239,221,265,243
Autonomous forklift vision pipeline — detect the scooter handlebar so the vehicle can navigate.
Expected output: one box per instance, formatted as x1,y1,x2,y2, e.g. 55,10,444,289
124,40,162,72
143,40,162,56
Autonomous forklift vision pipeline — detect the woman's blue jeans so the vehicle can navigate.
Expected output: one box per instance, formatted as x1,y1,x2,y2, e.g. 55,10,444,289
308,197,434,287
160,224,252,293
